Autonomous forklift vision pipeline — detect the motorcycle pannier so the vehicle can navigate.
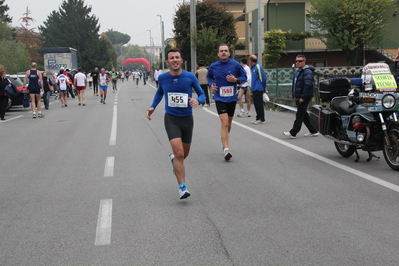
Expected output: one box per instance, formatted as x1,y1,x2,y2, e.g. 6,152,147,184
319,78,350,102
310,105,337,135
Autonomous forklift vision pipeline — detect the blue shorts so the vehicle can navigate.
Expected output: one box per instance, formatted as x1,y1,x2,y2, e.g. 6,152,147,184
100,85,108,91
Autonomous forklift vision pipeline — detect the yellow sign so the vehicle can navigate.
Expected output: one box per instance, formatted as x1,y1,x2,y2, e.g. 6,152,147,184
372,74,397,90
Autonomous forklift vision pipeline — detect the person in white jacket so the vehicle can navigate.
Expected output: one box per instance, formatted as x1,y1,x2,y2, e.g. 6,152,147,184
237,58,252,117
153,66,163,87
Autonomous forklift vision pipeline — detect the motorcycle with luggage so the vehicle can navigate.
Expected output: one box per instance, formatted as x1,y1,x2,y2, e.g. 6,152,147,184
310,63,399,171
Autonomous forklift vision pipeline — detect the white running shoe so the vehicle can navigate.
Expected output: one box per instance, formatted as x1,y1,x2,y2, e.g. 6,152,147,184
237,111,247,117
251,120,265,124
179,187,190,199
224,148,232,161
283,131,296,139
304,132,320,137
169,154,175,175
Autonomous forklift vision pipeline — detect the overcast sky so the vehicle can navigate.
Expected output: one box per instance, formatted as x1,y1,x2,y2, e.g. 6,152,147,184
7,0,184,47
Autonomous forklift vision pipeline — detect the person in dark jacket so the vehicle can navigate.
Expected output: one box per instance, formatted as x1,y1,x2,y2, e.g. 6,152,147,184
284,54,318,139
0,70,11,120
394,48,399,78
42,72,53,110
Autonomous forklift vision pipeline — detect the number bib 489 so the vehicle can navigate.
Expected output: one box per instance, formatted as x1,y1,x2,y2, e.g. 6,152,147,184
220,86,234,97
168,92,189,108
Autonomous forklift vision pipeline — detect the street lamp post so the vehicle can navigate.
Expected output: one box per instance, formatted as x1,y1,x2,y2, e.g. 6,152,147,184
157,15,165,71
147,30,152,68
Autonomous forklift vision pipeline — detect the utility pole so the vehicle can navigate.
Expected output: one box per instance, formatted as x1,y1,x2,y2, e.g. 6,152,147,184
190,0,197,73
157,15,165,70
147,30,152,68
258,0,263,67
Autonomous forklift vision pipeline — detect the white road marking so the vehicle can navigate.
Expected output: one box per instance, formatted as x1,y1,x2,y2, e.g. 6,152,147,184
0,115,23,122
104,156,115,177
203,107,399,193
109,105,117,146
94,199,113,246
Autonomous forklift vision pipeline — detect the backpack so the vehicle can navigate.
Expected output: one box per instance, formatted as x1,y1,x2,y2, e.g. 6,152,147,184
22,93,30,108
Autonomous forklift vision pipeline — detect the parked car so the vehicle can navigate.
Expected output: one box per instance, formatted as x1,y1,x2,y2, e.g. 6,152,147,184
5,75,28,110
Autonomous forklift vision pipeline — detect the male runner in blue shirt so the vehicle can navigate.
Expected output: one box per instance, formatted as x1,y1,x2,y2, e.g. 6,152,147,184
207,44,247,160
147,48,206,200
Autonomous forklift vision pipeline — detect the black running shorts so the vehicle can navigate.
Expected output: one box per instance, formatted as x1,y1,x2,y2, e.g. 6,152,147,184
164,113,194,143
215,101,237,117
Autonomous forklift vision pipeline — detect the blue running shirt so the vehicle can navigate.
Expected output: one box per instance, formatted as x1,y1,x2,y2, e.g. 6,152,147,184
150,70,206,117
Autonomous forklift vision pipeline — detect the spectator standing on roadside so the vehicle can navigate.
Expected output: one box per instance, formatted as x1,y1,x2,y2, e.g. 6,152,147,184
153,66,163,87
195,61,210,107
283,54,318,139
394,48,399,78
74,68,87,106
91,67,99,96
0,70,11,120
23,62,45,118
42,72,54,110
248,55,267,124
237,58,252,117
206,44,247,161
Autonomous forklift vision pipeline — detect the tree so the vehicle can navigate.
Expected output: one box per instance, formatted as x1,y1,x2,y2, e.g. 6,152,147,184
308,0,396,66
0,18,12,40
0,0,11,23
173,0,237,70
105,29,131,59
0,40,30,73
39,0,106,71
16,7,43,66
192,25,227,66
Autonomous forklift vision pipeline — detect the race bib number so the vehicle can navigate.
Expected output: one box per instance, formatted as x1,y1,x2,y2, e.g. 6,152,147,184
220,86,234,97
101,82,106,86
168,93,188,108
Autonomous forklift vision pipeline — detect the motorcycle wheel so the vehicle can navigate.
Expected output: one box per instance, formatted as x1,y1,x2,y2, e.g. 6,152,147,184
382,125,399,171
334,142,355,157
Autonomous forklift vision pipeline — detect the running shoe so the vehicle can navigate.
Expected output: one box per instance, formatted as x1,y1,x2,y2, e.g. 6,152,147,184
304,132,319,137
247,113,251,117
224,148,232,161
78,103,81,106
103,101,106,104
169,154,175,175
283,132,296,139
62,104,65,108
65,103,67,107
100,99,103,103
32,114,37,118
38,113,44,118
83,103,86,106
179,185,190,199
237,111,247,117
251,120,266,124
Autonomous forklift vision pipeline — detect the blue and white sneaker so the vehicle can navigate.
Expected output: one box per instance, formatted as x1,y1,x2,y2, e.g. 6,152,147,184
179,183,190,199
169,154,175,175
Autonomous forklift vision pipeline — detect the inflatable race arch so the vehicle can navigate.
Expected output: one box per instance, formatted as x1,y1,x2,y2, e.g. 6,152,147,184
123,58,150,71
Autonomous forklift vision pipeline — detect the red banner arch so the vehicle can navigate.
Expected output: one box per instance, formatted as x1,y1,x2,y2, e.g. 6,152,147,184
123,58,150,71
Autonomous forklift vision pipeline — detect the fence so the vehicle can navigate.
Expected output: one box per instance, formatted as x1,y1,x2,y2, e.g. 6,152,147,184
265,66,364,99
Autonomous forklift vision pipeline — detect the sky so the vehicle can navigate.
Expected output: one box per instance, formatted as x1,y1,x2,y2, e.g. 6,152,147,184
7,0,185,47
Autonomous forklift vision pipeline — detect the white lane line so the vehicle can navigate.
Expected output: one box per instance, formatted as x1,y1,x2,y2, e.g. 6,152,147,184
104,156,115,177
95,199,113,246
0,115,23,122
203,107,399,193
109,105,117,146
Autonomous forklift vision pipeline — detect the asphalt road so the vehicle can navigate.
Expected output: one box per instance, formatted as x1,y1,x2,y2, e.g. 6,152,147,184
1,78,399,265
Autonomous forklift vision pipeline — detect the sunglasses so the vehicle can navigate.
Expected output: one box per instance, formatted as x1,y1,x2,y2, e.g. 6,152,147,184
295,60,304,62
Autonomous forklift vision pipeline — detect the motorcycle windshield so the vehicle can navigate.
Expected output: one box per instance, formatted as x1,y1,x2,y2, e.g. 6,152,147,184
362,63,398,92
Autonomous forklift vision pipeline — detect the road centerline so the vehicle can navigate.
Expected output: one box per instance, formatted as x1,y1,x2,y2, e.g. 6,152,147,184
94,199,113,246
